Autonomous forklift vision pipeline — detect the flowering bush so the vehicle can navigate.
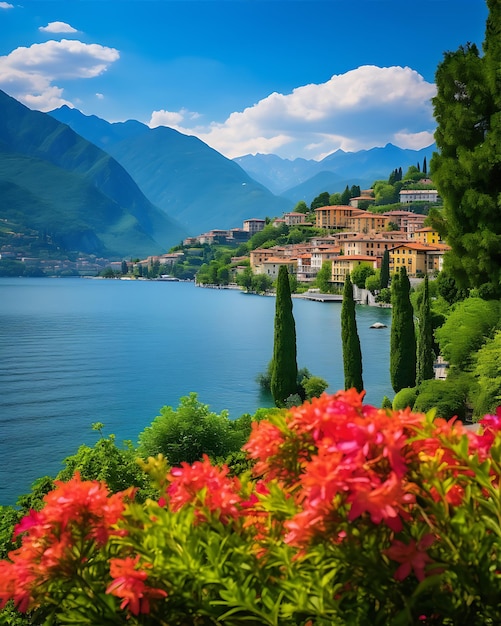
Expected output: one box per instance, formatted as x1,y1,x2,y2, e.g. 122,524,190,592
1,389,501,624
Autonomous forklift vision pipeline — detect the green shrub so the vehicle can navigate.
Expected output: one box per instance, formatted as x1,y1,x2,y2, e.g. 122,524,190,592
392,386,418,410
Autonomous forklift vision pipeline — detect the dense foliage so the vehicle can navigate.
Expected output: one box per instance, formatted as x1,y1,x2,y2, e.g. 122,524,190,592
431,0,501,296
2,390,501,625
137,393,251,467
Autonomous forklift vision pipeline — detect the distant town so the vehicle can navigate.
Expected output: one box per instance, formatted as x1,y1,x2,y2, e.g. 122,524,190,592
109,186,445,290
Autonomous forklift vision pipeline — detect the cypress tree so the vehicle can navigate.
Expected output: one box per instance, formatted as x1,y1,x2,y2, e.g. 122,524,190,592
341,273,364,392
416,275,435,385
270,265,299,407
380,249,390,289
390,266,416,392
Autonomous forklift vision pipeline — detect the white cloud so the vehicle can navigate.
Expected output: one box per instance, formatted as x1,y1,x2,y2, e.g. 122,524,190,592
0,2,14,9
39,21,78,34
96,92,104,100
150,66,437,160
0,39,119,111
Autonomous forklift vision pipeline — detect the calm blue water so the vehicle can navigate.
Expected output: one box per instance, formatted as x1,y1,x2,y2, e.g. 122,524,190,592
0,277,392,505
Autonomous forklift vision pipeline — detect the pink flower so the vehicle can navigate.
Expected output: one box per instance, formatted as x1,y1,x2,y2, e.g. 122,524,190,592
384,534,436,581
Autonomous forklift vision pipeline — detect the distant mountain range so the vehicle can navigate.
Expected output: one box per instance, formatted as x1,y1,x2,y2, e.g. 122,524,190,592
49,106,292,235
0,88,439,260
0,90,187,258
234,143,437,203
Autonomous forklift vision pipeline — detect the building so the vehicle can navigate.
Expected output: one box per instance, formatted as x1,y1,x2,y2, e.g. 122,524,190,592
346,210,390,234
383,210,426,236
249,246,287,271
412,227,442,245
340,232,410,257
310,245,341,272
331,255,378,286
283,212,307,226
399,189,439,204
243,218,266,235
315,205,359,230
296,254,315,282
315,205,388,233
349,189,376,208
388,242,449,276
256,257,296,279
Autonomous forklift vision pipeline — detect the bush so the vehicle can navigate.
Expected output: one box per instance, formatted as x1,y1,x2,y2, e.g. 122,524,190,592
392,386,418,410
3,390,501,624
435,298,500,368
413,377,471,421
137,393,247,466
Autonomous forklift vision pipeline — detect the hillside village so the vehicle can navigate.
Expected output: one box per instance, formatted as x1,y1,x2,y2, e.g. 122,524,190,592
122,184,447,290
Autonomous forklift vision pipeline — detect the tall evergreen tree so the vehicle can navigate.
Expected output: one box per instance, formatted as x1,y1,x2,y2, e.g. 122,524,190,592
431,0,501,296
340,185,351,205
390,266,416,393
380,249,390,289
341,274,364,392
416,275,435,385
270,265,299,407
423,156,427,175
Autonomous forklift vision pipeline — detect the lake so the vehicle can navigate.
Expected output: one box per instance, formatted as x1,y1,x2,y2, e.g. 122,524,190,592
0,277,392,505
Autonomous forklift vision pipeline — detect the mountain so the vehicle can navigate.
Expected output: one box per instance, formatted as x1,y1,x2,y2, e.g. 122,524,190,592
235,144,437,203
0,90,187,258
49,106,292,234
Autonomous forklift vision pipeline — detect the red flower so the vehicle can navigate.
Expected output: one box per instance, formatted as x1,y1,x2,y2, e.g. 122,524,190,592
107,556,167,616
243,420,286,478
0,473,133,611
166,455,242,523
384,534,436,581
347,471,414,531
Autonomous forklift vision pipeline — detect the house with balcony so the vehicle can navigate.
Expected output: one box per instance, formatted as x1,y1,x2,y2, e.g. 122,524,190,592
296,254,315,282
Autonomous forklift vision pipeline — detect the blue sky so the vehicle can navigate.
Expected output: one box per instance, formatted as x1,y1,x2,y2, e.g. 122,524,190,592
0,0,488,160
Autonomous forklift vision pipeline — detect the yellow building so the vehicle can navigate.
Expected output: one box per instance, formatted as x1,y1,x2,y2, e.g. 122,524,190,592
413,227,441,245
389,243,433,276
331,255,378,286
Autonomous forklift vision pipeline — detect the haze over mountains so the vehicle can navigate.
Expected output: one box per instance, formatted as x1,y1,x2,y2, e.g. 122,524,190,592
235,143,436,201
48,106,292,235
0,90,186,258
0,87,437,260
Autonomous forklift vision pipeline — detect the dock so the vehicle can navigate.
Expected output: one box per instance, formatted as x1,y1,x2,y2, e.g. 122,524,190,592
294,293,343,302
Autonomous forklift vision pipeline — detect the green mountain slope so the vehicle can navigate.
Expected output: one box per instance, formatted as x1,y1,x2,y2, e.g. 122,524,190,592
0,90,187,258
49,106,292,234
